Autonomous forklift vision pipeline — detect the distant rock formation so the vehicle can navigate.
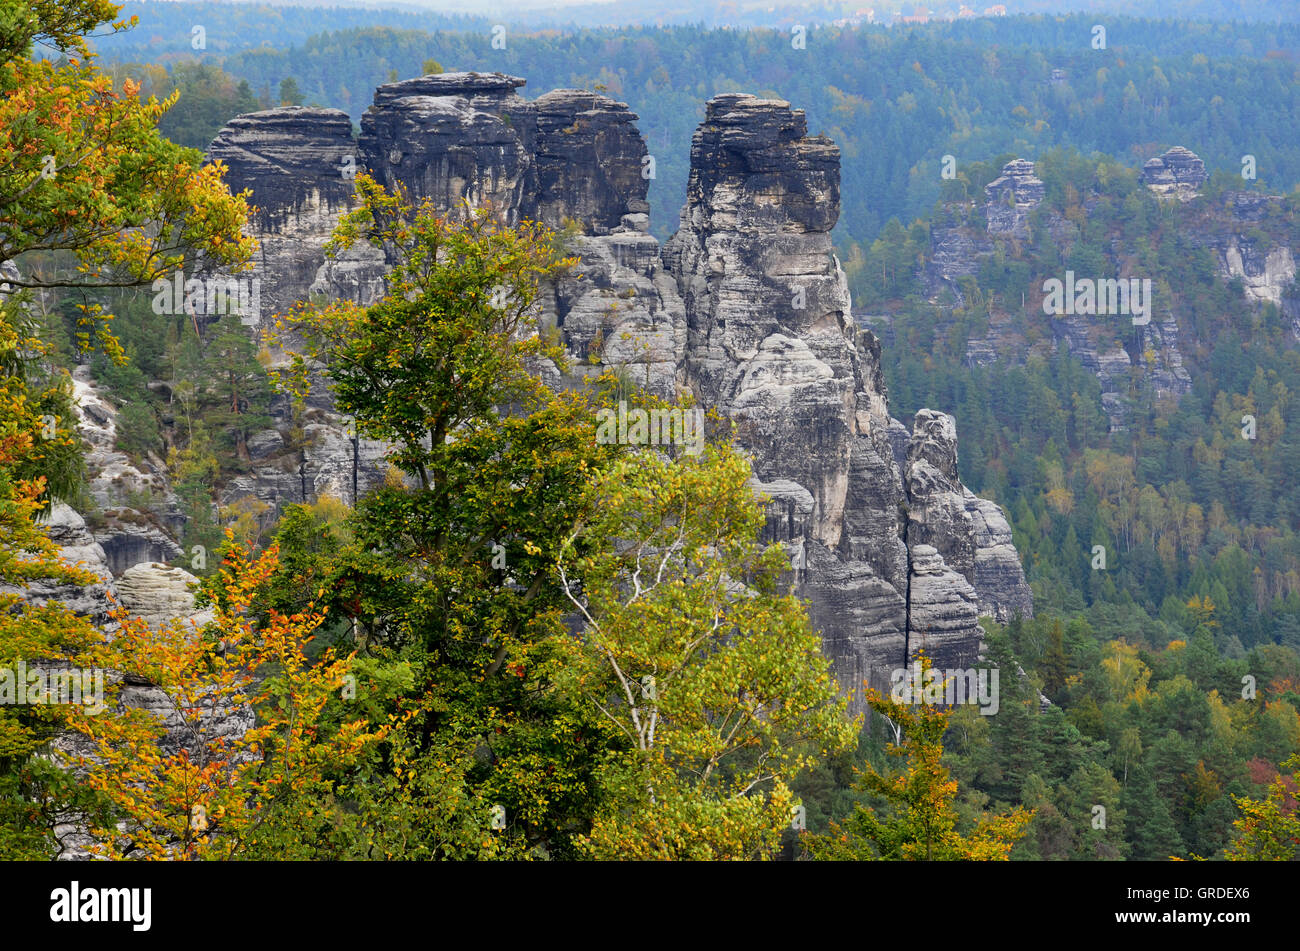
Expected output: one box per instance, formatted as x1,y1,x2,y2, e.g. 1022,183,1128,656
1141,146,1207,201
984,158,1045,239
1187,190,1299,334
924,155,1198,433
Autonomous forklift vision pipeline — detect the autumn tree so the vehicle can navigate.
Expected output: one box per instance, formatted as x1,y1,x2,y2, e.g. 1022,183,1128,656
63,540,381,859
1,0,253,501
1,1,254,300
554,444,859,859
0,0,253,855
0,349,106,857
806,655,1032,860
269,176,629,856
1225,753,1300,861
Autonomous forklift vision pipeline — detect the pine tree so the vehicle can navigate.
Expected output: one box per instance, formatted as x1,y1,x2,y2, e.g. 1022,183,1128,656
199,311,273,466
1122,765,1184,859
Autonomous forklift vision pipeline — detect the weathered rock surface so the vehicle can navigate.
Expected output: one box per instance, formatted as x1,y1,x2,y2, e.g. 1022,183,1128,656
964,491,1035,623
1189,190,1300,335
985,158,1045,239
71,367,184,574
924,224,992,303
360,73,535,224
206,105,362,319
532,89,651,232
114,562,214,630
662,95,1029,701
358,72,649,234
1141,146,1207,201
0,503,116,626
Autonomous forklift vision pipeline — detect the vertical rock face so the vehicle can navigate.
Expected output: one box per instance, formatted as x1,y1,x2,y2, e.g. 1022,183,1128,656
355,73,683,396
965,492,1035,622
1194,192,1300,335
924,224,992,303
70,366,184,575
907,410,975,583
664,94,858,529
531,89,651,233
205,104,397,507
206,106,363,317
663,95,1029,702
360,73,536,224
984,158,1045,239
1141,146,1207,201
357,72,650,234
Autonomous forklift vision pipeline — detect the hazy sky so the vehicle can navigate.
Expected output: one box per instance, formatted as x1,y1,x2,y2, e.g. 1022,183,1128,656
295,0,624,7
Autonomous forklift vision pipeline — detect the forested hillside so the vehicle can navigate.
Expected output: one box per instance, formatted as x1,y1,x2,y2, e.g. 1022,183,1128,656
4,1,1298,869
92,10,1300,253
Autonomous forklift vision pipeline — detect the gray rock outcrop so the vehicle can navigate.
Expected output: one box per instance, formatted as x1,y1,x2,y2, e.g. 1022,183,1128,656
206,105,363,318
659,95,1029,700
71,367,184,574
984,158,1045,239
0,503,116,626
357,72,650,234
1141,146,1207,201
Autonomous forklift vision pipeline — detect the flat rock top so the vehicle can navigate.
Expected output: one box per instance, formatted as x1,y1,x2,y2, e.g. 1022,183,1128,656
704,93,804,134
373,71,526,105
985,158,1044,197
708,93,793,111
221,105,351,127
534,88,638,118
1141,146,1206,185
1154,145,1203,165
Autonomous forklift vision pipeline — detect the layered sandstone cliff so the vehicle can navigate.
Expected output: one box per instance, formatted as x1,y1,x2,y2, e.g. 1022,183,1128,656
62,72,1034,706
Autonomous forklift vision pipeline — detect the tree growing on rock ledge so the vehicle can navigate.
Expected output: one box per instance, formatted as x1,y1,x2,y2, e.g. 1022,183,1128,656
63,540,382,860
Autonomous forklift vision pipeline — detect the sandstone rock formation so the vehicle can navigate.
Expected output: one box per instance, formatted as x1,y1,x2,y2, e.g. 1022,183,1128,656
355,72,681,396
1188,191,1300,335
1141,146,1207,201
984,158,1045,239
0,503,116,626
206,105,362,318
920,156,1200,433
114,562,214,630
657,94,1030,699
55,73,1034,710
357,73,650,234
71,367,184,574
